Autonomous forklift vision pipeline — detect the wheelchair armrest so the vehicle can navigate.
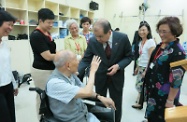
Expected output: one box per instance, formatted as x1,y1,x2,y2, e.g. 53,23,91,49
83,97,105,107
84,98,115,122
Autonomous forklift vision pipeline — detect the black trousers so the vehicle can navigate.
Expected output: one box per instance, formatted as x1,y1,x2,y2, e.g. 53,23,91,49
0,83,16,122
96,77,123,122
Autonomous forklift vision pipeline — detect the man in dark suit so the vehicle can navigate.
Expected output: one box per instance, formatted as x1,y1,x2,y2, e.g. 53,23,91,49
78,19,133,122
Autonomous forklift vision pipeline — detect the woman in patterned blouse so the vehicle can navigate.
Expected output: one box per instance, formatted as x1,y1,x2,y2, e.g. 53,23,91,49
144,16,186,122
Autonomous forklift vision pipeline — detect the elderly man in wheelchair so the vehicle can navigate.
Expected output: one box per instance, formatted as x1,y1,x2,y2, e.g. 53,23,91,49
35,50,116,122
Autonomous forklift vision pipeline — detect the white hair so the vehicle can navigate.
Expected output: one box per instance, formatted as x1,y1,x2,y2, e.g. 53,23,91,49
53,50,74,68
66,19,79,30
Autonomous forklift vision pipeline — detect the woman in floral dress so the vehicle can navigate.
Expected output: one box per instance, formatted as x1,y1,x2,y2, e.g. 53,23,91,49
145,16,186,122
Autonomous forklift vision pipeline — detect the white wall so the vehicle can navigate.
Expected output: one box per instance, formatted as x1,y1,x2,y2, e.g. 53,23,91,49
104,0,187,44
58,0,105,18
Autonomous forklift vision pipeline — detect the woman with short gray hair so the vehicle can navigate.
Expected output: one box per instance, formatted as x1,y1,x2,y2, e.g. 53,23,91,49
64,19,87,60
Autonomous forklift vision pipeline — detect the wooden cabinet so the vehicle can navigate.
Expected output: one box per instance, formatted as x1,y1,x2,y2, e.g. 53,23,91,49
2,0,94,40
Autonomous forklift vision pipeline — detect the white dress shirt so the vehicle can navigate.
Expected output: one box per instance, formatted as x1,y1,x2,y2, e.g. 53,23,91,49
103,31,113,49
0,40,17,89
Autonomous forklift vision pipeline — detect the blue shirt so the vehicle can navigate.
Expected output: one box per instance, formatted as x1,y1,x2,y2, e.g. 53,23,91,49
80,31,94,43
46,69,88,122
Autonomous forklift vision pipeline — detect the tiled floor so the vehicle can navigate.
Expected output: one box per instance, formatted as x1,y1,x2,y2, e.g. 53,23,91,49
15,62,187,122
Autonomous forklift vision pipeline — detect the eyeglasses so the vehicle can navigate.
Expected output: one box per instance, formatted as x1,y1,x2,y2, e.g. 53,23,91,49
157,30,171,35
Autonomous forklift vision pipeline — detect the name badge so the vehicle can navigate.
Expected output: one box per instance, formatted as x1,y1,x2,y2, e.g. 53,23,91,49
76,54,82,60
149,62,154,69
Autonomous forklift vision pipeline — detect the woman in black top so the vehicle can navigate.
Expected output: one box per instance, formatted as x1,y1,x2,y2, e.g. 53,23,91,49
29,8,56,120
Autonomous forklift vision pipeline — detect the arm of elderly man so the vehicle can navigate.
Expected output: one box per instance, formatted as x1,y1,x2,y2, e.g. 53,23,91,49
47,56,116,109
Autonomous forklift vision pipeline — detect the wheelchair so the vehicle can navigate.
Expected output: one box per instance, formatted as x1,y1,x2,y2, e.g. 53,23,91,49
29,87,115,122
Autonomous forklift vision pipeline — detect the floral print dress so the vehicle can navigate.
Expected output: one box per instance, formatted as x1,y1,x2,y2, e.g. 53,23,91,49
144,40,186,122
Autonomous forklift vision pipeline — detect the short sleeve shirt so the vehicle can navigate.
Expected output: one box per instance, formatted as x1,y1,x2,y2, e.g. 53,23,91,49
138,39,156,67
64,35,87,56
30,29,56,70
46,69,88,122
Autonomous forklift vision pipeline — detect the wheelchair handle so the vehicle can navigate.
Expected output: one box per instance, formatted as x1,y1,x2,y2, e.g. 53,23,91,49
29,87,43,94
29,87,37,91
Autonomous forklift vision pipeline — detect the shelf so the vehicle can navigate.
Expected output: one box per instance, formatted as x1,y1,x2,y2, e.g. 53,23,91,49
28,0,44,12
29,24,37,27
45,1,59,16
70,7,80,19
88,11,94,21
59,16,69,19
10,26,28,37
6,7,27,11
6,8,28,25
28,10,38,13
59,4,70,17
59,16,69,28
29,26,36,35
14,24,28,26
28,11,38,26
3,0,94,40
6,0,27,10
80,9,88,19
59,27,67,29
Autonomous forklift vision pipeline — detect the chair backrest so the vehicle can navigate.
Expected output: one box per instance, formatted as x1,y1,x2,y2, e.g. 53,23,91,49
39,90,53,116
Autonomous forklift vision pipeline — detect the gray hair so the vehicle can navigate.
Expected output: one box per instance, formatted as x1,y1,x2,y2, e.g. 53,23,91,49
66,19,79,30
53,50,74,68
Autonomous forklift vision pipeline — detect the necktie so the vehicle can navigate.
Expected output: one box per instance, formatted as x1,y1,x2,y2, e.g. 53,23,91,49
105,42,111,59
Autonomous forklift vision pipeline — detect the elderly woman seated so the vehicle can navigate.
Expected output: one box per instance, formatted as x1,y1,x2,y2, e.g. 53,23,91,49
46,50,116,122
64,19,87,60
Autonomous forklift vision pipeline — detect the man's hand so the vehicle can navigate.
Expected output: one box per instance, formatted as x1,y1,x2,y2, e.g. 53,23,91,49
98,96,116,110
14,88,18,96
107,64,119,76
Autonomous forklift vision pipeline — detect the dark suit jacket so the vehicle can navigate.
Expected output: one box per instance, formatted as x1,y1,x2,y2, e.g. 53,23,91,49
78,31,133,91
132,31,141,60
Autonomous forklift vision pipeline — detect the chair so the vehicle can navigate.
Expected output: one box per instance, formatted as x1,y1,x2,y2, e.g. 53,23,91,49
29,87,115,122
29,87,61,122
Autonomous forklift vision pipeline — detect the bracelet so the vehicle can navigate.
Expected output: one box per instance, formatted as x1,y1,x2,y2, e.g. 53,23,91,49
166,99,174,104
96,94,100,99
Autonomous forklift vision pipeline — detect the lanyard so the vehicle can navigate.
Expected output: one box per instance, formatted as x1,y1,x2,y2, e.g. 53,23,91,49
153,45,162,61
139,40,146,55
74,42,80,52
36,28,52,41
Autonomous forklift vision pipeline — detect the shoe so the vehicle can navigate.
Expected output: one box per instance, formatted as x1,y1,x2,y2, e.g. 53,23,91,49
177,102,183,106
132,104,143,110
